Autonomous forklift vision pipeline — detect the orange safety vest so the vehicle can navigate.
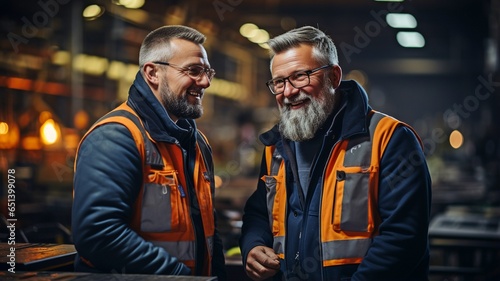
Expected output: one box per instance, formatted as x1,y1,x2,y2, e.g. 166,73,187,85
262,111,420,267
77,102,215,275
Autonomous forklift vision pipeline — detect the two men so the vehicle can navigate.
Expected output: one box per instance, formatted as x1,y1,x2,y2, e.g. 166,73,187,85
73,24,431,281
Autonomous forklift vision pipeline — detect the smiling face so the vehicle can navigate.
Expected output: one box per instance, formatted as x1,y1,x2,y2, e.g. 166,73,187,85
142,38,212,122
271,44,342,141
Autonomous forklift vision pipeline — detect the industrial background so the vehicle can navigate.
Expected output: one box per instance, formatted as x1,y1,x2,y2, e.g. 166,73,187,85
0,1,499,280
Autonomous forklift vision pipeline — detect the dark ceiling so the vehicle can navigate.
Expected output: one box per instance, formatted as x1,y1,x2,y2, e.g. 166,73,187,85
1,0,491,68
0,0,496,126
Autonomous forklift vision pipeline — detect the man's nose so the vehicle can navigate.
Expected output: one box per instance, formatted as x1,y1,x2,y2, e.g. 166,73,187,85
282,79,299,97
196,73,211,88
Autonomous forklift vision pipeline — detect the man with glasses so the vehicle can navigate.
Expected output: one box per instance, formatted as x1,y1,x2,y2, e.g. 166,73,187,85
240,26,431,281
72,25,226,280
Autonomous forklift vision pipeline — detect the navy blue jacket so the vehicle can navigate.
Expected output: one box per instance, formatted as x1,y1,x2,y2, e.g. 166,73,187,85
240,80,432,281
72,72,226,279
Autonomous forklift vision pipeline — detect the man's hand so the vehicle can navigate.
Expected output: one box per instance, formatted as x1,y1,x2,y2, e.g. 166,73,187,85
245,246,281,281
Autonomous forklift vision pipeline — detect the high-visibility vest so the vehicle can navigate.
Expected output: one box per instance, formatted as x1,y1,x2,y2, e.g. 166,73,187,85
262,111,420,267
77,102,215,275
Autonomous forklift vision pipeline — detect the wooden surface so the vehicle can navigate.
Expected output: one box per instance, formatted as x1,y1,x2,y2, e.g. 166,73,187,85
0,243,76,271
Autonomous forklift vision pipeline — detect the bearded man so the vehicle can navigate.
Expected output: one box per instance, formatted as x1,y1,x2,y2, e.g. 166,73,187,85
72,25,226,280
239,26,432,281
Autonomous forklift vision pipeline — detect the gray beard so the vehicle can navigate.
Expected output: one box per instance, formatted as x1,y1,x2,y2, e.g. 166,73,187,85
160,79,203,119
278,87,336,142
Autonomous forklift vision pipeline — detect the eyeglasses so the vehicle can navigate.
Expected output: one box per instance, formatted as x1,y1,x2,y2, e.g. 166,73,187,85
153,61,216,81
266,64,333,95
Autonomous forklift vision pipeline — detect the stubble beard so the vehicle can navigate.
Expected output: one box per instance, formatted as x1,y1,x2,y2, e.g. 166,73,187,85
278,82,336,142
160,79,203,119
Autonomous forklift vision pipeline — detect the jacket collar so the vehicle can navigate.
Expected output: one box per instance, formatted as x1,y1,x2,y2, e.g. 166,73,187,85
259,79,372,147
127,71,196,145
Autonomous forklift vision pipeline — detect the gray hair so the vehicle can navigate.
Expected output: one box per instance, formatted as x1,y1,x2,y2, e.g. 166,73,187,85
268,26,339,68
138,25,206,69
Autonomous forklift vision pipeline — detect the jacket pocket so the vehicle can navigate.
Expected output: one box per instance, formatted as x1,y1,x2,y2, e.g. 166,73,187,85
333,167,373,233
141,170,186,232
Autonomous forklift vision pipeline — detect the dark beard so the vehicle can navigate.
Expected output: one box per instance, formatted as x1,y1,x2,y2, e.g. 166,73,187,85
160,80,203,119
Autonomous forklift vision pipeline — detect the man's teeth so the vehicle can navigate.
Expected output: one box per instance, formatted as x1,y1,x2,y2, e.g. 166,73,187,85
290,100,304,106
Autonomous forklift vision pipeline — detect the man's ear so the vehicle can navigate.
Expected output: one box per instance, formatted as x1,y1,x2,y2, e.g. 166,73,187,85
142,63,160,86
331,65,342,89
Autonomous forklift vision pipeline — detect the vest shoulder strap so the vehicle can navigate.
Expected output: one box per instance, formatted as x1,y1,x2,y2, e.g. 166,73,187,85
96,107,164,169
343,110,401,168
85,103,215,232
89,103,214,176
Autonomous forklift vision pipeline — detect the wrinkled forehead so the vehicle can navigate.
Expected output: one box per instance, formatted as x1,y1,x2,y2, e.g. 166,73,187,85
271,45,317,72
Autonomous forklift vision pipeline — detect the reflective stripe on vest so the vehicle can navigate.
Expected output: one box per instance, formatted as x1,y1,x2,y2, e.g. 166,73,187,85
151,234,214,261
264,111,413,266
152,240,196,261
262,146,286,259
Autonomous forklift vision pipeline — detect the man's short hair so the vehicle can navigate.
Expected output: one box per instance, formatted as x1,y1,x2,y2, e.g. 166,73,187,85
267,26,339,67
139,25,206,67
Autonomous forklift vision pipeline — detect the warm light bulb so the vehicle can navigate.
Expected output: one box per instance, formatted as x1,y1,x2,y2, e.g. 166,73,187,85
449,130,464,149
40,119,59,145
0,122,8,134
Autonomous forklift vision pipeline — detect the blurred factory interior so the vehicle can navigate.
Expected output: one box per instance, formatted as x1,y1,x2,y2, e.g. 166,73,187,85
0,0,499,280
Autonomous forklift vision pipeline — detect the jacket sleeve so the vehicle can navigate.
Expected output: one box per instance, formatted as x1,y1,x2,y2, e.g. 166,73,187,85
72,123,190,275
239,152,275,266
353,126,432,281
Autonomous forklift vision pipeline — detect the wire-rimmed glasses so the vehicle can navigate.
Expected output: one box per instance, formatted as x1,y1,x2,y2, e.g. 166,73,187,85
153,61,216,81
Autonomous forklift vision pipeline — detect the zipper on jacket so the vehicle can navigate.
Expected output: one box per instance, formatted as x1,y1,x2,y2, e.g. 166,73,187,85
296,231,301,262
291,232,301,279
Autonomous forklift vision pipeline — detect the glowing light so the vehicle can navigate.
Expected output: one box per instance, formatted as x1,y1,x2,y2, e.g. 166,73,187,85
0,122,8,134
386,13,417,28
83,4,105,20
240,23,259,38
52,50,70,65
248,29,270,44
0,122,19,149
118,0,145,9
449,130,464,149
73,54,109,75
40,119,59,145
396,31,425,48
259,43,270,49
